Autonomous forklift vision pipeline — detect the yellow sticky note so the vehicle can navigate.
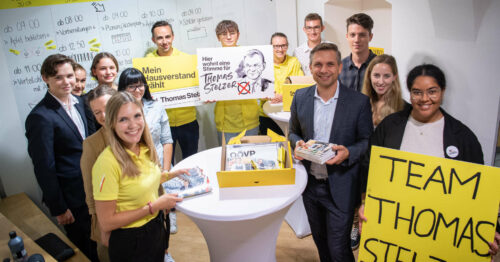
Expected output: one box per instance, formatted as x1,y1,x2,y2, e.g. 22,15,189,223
44,40,54,46
9,49,20,55
46,45,56,50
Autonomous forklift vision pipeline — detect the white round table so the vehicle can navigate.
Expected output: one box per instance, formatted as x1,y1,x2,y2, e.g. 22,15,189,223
172,147,307,262
262,101,290,134
262,101,312,238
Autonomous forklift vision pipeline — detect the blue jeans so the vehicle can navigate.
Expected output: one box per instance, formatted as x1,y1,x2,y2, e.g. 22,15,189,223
171,120,199,164
217,126,259,145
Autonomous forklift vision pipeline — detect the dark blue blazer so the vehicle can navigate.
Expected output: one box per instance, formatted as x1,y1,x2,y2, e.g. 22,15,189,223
25,91,95,216
289,84,373,212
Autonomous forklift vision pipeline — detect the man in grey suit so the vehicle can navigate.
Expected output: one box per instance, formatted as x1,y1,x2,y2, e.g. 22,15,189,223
289,43,373,261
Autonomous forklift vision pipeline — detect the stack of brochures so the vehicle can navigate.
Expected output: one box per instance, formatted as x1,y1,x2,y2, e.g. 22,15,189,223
225,143,284,171
295,140,336,164
162,167,212,198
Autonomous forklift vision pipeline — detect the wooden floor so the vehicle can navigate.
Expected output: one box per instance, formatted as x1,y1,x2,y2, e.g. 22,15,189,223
169,212,500,262
169,212,359,262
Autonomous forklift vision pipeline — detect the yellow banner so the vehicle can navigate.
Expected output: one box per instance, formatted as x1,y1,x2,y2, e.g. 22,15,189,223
359,146,500,261
132,55,200,109
132,55,198,92
0,0,100,9
282,84,310,112
369,46,384,56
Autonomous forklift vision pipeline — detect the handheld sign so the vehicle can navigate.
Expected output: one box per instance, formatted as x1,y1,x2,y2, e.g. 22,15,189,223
359,146,500,262
282,84,310,112
369,46,384,56
197,45,275,101
133,55,201,109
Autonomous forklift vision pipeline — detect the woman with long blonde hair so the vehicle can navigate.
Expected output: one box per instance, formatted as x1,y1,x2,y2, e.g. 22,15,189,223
92,92,187,261
361,54,405,126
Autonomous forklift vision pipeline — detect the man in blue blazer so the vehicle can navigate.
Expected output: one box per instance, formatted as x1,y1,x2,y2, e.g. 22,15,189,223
25,54,98,261
289,43,373,261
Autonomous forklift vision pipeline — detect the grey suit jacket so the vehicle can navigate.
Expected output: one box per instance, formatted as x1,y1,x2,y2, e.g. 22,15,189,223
289,84,373,212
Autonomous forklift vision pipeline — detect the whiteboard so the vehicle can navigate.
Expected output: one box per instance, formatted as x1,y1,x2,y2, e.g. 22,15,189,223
0,0,276,121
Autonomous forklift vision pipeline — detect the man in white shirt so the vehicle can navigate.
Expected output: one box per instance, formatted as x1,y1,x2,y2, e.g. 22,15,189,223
294,13,329,76
25,54,98,261
289,43,372,261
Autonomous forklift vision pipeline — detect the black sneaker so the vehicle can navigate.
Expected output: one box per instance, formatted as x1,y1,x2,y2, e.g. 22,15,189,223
351,227,360,250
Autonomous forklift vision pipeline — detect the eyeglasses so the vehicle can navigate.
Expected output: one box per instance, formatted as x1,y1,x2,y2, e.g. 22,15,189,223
127,84,145,91
273,44,288,50
410,87,441,100
305,25,322,31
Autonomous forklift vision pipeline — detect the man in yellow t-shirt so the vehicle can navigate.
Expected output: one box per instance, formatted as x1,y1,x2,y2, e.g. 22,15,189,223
213,20,260,144
259,32,304,135
145,20,193,260
146,21,199,164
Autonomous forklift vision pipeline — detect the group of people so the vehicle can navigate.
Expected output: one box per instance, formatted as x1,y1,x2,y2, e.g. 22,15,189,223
23,10,499,262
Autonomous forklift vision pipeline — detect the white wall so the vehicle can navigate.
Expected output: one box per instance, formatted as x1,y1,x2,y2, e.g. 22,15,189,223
389,0,500,164
276,0,299,53
324,0,392,59
1,0,498,206
296,0,330,48
0,49,43,204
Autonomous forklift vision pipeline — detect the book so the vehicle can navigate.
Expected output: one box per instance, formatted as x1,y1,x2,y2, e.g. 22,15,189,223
162,167,212,198
225,143,282,171
295,140,336,164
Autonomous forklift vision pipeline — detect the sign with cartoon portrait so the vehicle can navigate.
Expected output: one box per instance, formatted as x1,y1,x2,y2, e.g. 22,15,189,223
197,45,274,101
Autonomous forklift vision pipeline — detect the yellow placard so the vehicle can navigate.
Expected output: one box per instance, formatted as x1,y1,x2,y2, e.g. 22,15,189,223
282,84,311,112
0,0,100,9
359,146,500,262
132,55,198,92
369,46,384,56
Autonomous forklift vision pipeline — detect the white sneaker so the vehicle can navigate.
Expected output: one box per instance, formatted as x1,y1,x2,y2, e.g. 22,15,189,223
164,253,175,262
169,211,178,234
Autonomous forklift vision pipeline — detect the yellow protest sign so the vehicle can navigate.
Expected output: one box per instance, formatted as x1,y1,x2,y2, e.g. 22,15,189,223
133,55,201,109
359,146,500,261
369,47,384,56
282,84,310,112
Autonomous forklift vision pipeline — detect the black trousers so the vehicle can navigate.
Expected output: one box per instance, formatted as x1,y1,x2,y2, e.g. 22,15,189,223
302,176,355,262
108,212,168,262
171,120,199,164
259,116,284,136
64,205,99,262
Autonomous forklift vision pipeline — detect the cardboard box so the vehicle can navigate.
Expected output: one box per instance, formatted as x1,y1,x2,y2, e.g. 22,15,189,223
217,135,295,188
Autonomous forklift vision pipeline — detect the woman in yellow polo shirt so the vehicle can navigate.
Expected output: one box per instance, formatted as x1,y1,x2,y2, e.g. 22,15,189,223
92,92,188,261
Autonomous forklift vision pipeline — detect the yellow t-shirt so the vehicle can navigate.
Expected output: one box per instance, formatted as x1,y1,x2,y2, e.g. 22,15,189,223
92,145,161,228
259,55,304,117
214,99,260,133
273,55,304,95
145,47,197,127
